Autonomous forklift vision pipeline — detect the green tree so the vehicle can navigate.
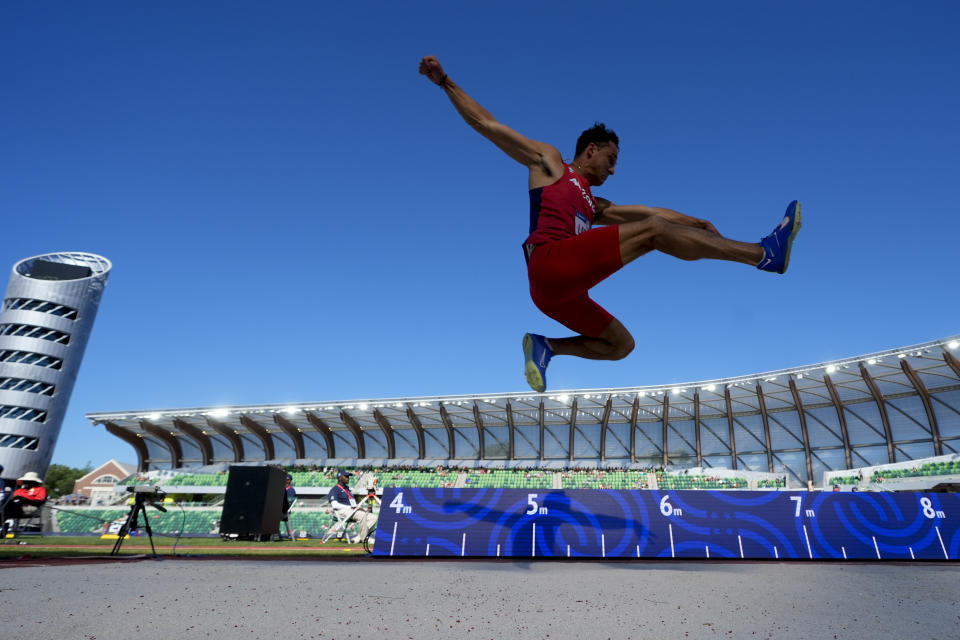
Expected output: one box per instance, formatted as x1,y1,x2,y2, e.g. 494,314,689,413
43,463,92,499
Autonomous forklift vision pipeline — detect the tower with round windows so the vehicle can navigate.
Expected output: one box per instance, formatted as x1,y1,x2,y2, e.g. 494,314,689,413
0,252,111,483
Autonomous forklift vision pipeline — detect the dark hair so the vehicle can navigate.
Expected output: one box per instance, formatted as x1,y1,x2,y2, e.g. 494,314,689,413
575,122,619,157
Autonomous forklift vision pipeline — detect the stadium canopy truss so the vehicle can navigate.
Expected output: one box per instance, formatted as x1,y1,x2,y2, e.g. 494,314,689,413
87,335,960,486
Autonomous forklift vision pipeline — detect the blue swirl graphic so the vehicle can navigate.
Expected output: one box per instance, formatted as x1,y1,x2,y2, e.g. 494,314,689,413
735,511,799,558
373,488,960,560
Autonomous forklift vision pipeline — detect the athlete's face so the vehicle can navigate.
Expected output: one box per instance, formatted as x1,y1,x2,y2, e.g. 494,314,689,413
587,142,618,186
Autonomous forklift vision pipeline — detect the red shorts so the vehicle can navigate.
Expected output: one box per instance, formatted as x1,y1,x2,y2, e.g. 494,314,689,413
526,225,624,337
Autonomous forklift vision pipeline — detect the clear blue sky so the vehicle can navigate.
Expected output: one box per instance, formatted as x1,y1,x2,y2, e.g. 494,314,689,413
2,2,957,470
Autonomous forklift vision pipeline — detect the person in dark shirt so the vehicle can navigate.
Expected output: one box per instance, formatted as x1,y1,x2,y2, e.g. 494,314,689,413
328,470,376,543
283,474,297,512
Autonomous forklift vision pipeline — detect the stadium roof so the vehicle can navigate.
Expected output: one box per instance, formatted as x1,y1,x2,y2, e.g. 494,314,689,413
88,334,960,485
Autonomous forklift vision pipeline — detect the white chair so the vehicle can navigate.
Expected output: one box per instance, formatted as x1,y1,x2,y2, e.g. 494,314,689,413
321,503,364,543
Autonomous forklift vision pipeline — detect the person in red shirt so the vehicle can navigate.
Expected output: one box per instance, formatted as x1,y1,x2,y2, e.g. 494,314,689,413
1,471,47,536
419,56,802,392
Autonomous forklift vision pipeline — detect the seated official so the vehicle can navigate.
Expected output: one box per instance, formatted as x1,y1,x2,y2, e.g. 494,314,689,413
1,471,48,536
327,470,376,543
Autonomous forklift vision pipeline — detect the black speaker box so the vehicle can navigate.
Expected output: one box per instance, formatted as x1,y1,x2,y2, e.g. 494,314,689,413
220,466,285,538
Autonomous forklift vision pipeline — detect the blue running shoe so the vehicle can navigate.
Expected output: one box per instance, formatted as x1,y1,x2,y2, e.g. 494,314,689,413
522,333,553,393
757,200,802,274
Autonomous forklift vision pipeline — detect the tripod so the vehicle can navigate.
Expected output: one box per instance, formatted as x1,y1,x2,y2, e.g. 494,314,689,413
110,493,165,556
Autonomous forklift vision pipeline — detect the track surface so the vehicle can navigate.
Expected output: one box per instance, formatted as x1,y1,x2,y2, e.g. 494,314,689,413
1,557,958,639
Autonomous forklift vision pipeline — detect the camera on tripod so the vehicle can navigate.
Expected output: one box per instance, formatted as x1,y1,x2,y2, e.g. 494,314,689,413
112,485,167,556
126,485,164,496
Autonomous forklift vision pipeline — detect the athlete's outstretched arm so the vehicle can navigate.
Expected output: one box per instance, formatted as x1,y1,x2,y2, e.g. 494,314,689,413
594,199,720,234
419,56,562,181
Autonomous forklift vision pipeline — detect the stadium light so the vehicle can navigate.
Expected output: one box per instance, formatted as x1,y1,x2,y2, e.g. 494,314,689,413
210,409,230,418
147,412,162,421
558,394,570,403
867,358,877,365
358,403,369,411
948,340,959,350
826,365,837,374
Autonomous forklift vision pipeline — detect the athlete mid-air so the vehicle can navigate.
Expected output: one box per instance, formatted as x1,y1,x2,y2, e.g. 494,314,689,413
419,55,801,393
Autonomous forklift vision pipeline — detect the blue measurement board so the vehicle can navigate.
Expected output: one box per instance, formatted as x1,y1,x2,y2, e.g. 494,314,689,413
371,488,959,560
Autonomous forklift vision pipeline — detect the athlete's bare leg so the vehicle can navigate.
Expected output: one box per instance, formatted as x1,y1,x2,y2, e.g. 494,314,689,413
547,318,634,361
544,217,761,362
619,216,764,265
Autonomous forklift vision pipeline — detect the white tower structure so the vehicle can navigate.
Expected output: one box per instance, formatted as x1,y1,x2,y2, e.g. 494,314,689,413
0,252,111,482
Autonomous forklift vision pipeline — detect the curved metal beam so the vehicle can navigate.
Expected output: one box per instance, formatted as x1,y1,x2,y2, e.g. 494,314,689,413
823,375,853,469
661,395,670,467
104,421,149,472
339,411,366,459
400,407,425,458
945,351,960,378
693,391,703,467
239,415,275,461
859,364,895,463
724,388,737,470
787,379,814,483
438,405,456,459
140,420,183,468
472,403,486,460
902,360,942,456
755,384,774,473
599,396,612,462
272,414,306,459
304,412,335,458
173,418,213,466
505,401,516,460
539,399,546,461
206,417,244,463
372,409,397,459
629,395,639,463
569,398,578,462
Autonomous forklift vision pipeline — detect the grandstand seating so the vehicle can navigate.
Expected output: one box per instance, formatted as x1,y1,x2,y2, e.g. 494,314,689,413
55,506,344,537
757,477,787,489
464,469,552,489
872,460,960,482
561,470,649,490
289,469,339,488
120,475,160,485
112,465,775,503
656,473,747,490
56,509,127,534
164,473,229,487
375,469,453,489
829,475,861,486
